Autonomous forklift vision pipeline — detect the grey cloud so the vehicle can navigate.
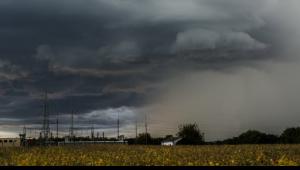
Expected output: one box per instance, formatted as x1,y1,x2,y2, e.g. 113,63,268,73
97,41,141,64
1,0,300,139
0,0,276,67
101,0,268,25
173,29,267,52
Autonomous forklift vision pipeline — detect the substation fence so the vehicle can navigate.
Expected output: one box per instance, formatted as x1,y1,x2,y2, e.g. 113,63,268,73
58,140,128,146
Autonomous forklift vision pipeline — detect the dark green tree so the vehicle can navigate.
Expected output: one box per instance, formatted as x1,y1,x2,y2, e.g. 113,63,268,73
136,133,152,145
280,127,300,143
177,123,204,145
165,135,173,139
222,130,278,144
237,130,278,144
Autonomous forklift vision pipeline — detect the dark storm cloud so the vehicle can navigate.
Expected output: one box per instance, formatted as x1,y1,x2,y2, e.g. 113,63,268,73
0,0,274,66
0,0,290,137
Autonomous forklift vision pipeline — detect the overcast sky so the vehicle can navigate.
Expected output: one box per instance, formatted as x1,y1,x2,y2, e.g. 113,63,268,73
1,0,300,140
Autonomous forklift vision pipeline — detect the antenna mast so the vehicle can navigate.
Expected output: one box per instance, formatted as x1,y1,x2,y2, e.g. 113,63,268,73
42,90,50,145
117,112,120,140
135,118,138,144
56,112,59,141
91,121,94,140
69,108,74,141
145,113,148,145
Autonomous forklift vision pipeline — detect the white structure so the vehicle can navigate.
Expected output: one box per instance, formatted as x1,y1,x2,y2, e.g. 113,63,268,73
0,138,21,147
161,137,182,146
118,135,125,141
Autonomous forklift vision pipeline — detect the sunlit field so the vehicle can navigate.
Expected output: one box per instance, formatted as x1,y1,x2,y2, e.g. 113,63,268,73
0,144,299,166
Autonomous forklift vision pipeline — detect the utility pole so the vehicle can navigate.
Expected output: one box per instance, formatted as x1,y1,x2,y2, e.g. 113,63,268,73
21,125,26,147
145,113,148,145
56,112,59,143
91,123,94,140
70,109,74,140
135,118,138,144
42,90,50,145
117,112,120,140
23,125,26,136
69,96,75,142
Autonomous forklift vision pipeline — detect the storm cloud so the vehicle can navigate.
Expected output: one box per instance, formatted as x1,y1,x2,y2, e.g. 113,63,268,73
0,0,299,139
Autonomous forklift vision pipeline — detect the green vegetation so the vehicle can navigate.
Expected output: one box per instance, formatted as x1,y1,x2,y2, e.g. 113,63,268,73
0,144,300,166
177,123,204,145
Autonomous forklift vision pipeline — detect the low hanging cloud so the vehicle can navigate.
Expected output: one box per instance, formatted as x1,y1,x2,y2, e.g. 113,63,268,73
97,41,141,63
173,29,267,53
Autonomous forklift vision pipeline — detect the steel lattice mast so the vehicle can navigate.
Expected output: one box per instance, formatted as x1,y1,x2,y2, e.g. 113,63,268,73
145,113,148,145
42,90,50,144
117,112,119,140
70,109,74,139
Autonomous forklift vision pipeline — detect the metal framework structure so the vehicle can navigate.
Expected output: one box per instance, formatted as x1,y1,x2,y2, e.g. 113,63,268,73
117,112,120,140
42,90,50,144
20,90,129,146
135,118,138,144
69,110,74,139
145,113,148,145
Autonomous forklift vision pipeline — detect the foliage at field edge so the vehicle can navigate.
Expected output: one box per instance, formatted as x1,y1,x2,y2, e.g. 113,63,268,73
127,126,300,145
0,145,300,166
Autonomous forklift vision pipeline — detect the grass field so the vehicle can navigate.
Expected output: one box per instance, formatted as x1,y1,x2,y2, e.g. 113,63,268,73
0,144,300,166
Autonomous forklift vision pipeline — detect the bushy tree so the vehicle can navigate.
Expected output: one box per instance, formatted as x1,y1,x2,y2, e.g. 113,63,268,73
280,127,300,143
165,135,173,139
177,123,204,145
238,130,278,144
223,130,278,144
136,133,152,145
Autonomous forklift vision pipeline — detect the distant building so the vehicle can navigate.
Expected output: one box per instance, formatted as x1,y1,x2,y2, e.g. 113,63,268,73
0,138,21,147
161,137,182,146
118,135,125,141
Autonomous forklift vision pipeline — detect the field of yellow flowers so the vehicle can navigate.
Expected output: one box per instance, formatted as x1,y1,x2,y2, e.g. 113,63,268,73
0,144,300,166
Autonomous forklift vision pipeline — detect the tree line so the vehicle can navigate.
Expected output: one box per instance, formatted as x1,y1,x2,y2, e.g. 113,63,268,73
126,124,300,145
214,127,300,145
